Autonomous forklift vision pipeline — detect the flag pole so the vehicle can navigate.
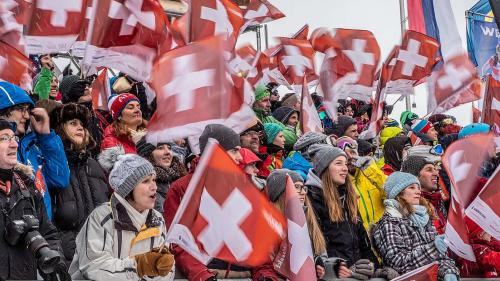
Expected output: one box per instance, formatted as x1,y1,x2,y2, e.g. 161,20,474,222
399,0,412,111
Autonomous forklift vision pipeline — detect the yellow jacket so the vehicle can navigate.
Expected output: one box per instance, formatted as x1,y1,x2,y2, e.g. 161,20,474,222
351,162,387,232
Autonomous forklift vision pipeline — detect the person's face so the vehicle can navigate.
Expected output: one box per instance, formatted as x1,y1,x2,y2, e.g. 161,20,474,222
40,55,54,70
151,144,173,169
327,156,349,185
254,96,271,113
426,127,439,141
270,92,279,102
287,112,299,127
5,104,30,136
227,146,243,164
344,124,359,140
128,174,157,213
78,84,92,103
120,101,142,127
345,106,354,117
294,181,307,205
50,76,59,99
240,131,260,153
272,131,285,148
400,183,421,206
64,119,85,146
0,129,18,169
244,163,259,177
418,163,439,192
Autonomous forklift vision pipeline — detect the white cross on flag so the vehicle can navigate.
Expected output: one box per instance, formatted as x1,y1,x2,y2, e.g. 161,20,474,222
241,0,284,31
228,44,260,79
386,30,440,96
82,0,169,81
25,0,88,54
0,0,27,53
166,140,286,266
441,133,496,261
247,51,291,89
427,53,481,115
273,175,316,280
278,38,316,93
71,0,95,57
481,74,500,128
0,40,31,85
300,77,323,133
147,36,255,144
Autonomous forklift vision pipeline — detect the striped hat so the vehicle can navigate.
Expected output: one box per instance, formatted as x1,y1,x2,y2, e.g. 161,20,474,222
411,119,433,134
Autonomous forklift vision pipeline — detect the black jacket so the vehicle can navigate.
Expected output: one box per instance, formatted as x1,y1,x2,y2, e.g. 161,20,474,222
51,150,109,264
306,171,378,267
0,170,62,280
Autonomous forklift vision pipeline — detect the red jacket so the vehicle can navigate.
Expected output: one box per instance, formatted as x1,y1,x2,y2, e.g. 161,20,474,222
163,166,279,281
100,125,136,153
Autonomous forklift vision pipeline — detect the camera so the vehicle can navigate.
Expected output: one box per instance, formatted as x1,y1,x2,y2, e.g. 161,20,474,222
5,214,61,273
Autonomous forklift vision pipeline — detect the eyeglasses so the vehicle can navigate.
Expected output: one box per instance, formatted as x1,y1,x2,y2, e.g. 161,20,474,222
12,105,30,115
295,184,308,193
0,134,18,143
429,144,443,156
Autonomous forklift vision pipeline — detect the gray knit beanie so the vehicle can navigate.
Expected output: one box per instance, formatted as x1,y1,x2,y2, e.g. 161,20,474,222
266,169,303,202
312,146,347,177
401,155,434,177
384,171,420,199
293,131,327,152
199,124,241,154
109,154,155,198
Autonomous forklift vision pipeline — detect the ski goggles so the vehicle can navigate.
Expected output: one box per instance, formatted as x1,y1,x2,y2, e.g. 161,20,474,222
429,144,443,156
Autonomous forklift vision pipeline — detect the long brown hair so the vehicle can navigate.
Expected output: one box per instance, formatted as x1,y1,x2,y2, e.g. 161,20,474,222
111,118,147,138
320,171,358,224
395,195,437,219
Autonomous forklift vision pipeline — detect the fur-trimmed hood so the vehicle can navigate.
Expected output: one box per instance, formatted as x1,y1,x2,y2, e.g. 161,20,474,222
14,162,34,178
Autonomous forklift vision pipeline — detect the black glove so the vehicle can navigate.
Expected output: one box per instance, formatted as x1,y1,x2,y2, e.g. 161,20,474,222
41,262,71,281
349,259,375,280
205,277,217,281
374,267,400,280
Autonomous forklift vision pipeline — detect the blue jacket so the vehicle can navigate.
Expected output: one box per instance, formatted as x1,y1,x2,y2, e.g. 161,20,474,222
18,130,70,220
283,151,312,181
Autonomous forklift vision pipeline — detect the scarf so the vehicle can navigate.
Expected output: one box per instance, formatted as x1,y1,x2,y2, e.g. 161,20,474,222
384,199,429,228
114,193,149,231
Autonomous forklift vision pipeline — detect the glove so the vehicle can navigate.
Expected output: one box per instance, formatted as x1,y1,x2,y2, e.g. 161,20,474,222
434,234,448,254
154,247,174,276
444,273,458,281
349,259,375,280
353,156,373,171
135,250,162,277
374,267,400,280
41,262,72,281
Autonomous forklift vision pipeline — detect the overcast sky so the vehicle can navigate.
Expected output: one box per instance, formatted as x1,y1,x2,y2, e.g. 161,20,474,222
239,0,480,125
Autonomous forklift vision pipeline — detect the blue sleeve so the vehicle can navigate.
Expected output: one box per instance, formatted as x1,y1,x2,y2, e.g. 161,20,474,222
37,130,70,189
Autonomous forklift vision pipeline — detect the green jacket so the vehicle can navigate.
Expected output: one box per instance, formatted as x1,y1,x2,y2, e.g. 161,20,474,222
255,108,297,151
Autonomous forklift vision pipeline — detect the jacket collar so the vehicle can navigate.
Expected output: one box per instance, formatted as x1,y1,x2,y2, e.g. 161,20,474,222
111,194,162,232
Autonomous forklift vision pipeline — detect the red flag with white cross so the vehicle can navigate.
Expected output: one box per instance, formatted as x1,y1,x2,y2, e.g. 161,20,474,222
71,0,95,57
147,36,255,144
0,0,27,53
0,41,31,85
241,0,284,31
482,74,500,128
441,133,496,261
91,67,112,110
166,140,286,266
278,37,316,93
228,44,260,79
386,30,440,96
427,53,481,115
300,77,323,133
391,262,438,281
82,0,169,81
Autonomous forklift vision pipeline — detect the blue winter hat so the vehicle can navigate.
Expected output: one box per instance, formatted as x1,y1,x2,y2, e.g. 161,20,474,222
0,82,34,111
264,123,283,145
458,123,490,139
384,171,420,199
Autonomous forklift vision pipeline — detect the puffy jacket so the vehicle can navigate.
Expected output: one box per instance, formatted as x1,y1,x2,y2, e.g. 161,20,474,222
283,151,312,180
18,130,70,221
69,194,175,281
163,168,280,281
351,162,387,231
372,206,459,280
101,125,137,153
305,169,378,267
51,150,110,265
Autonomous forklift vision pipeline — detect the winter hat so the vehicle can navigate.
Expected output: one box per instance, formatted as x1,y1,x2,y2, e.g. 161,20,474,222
458,123,490,139
281,93,299,108
336,116,357,136
401,155,434,177
108,93,140,120
254,84,270,102
380,127,403,147
199,124,241,154
406,145,442,164
357,139,375,156
411,119,433,134
264,123,283,145
384,171,420,199
440,133,458,150
266,169,303,202
238,148,261,169
59,75,80,103
293,131,327,152
440,124,462,136
57,103,90,128
109,154,155,198
136,136,157,158
400,111,419,127
0,118,15,132
272,106,298,124
383,136,410,171
385,118,400,128
0,81,35,111
312,146,347,177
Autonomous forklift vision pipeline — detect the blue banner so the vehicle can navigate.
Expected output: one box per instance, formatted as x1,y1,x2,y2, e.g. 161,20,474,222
468,19,499,76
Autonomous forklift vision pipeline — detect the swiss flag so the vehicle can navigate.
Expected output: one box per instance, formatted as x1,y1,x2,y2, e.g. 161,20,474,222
278,38,316,93
241,0,284,30
190,0,243,44
300,77,323,133
166,140,286,266
482,74,500,128
147,36,254,144
386,30,440,96
247,51,291,89
71,0,94,57
228,43,259,79
11,0,32,25
273,175,316,280
427,53,481,115
0,41,31,85
25,0,88,54
0,0,26,53
82,0,169,81
391,262,438,281
473,105,481,123
441,133,496,261
90,67,112,111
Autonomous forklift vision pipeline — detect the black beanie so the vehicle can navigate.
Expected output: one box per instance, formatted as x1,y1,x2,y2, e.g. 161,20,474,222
272,106,297,124
0,119,14,132
401,155,433,177
60,75,81,103
136,136,157,158
199,124,241,154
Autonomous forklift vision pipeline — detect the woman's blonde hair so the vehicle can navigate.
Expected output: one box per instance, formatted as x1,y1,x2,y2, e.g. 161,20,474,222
395,195,437,219
320,171,358,224
111,118,147,138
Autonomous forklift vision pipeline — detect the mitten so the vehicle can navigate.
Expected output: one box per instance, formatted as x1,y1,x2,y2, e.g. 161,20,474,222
154,247,175,276
349,259,374,280
374,267,400,280
135,251,162,277
434,234,448,254
444,273,458,281
354,156,373,171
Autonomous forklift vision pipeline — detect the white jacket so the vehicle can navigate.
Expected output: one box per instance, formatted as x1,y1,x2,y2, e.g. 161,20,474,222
69,194,175,281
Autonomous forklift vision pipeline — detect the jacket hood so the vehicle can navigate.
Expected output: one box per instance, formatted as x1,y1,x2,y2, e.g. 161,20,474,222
282,152,312,180
0,81,35,111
